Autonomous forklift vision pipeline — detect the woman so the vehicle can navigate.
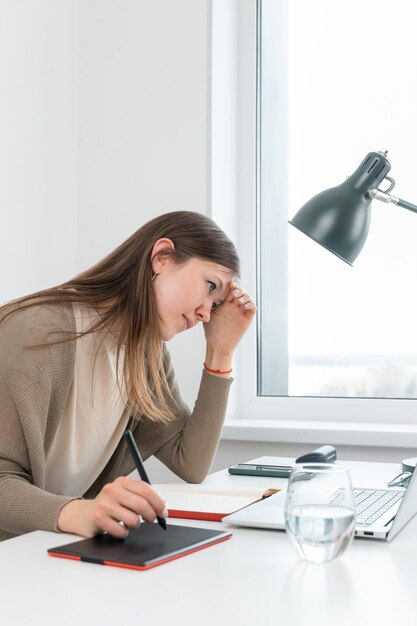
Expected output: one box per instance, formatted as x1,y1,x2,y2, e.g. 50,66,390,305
0,211,255,541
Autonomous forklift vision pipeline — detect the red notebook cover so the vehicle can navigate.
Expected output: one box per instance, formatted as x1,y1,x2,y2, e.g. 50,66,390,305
168,510,231,522
48,522,232,571
167,508,254,522
157,486,279,522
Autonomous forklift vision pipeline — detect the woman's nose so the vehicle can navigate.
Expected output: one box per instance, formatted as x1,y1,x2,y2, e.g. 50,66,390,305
196,302,211,323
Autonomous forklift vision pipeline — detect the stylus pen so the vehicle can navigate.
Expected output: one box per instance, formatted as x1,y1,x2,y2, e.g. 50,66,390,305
124,430,167,530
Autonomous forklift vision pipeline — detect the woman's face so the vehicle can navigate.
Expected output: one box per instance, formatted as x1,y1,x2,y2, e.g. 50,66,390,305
152,256,234,341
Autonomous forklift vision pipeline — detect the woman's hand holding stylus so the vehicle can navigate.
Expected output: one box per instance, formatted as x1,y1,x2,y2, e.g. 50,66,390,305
57,476,167,539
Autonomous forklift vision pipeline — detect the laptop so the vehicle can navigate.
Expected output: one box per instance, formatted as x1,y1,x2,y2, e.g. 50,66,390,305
222,464,417,541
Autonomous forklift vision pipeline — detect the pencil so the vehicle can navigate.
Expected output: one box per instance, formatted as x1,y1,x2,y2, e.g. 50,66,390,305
124,430,167,530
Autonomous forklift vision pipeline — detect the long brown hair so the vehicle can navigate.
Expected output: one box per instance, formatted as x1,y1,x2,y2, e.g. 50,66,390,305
0,211,240,421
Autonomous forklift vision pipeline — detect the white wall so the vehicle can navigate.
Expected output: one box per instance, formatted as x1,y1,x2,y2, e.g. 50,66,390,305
0,1,79,302
77,0,210,271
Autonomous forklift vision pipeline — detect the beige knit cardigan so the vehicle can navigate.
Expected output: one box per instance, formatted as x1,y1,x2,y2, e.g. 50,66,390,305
0,304,232,541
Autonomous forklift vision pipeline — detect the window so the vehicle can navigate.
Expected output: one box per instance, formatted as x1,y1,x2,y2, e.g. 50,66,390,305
212,0,417,440
259,0,417,403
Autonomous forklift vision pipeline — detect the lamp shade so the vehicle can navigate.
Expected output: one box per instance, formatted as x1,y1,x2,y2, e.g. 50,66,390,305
289,151,391,265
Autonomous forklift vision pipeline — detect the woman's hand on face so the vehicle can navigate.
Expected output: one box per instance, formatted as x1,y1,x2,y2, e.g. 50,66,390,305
203,282,256,357
57,476,167,539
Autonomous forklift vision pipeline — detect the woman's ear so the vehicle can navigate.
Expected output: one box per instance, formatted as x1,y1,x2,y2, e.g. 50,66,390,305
151,238,175,274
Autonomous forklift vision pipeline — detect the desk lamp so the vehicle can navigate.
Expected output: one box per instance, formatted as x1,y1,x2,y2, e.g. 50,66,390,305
289,150,417,266
289,150,417,473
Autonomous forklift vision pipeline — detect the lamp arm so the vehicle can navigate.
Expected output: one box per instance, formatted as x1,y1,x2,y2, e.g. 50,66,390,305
396,197,417,214
368,187,417,215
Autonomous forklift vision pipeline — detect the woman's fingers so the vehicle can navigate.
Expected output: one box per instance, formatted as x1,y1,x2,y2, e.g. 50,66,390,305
119,488,164,524
227,282,256,310
91,507,139,538
92,477,167,537
121,477,167,519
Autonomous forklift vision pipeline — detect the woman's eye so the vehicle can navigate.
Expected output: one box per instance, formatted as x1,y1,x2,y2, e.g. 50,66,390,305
208,281,220,310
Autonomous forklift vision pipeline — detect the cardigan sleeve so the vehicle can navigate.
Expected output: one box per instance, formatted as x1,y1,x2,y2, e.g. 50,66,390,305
0,305,77,539
135,345,233,483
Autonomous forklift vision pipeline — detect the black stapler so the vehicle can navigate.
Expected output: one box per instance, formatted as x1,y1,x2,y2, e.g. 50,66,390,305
295,445,337,464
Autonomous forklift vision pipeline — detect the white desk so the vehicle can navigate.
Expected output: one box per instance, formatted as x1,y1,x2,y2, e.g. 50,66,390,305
1,458,416,626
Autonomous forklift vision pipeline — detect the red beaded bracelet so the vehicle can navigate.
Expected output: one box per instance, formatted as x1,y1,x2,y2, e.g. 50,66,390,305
203,363,233,375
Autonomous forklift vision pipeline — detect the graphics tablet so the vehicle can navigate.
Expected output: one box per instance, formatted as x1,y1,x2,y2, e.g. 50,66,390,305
48,522,232,570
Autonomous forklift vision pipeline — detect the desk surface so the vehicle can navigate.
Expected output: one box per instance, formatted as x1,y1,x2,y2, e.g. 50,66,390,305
1,458,416,626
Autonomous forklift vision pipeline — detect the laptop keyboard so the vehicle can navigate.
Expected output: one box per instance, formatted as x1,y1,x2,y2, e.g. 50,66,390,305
331,488,404,526
263,486,404,527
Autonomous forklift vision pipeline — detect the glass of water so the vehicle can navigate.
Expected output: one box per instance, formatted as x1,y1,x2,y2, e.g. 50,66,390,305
284,463,356,564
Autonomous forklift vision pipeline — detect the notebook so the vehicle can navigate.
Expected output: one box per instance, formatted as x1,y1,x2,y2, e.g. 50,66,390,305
222,466,417,541
154,483,276,522
48,522,232,570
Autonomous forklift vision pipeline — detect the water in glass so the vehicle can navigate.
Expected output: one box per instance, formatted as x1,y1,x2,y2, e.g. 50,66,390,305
285,464,355,563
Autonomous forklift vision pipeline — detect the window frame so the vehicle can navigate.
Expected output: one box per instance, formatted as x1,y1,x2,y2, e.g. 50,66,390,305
209,0,417,448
